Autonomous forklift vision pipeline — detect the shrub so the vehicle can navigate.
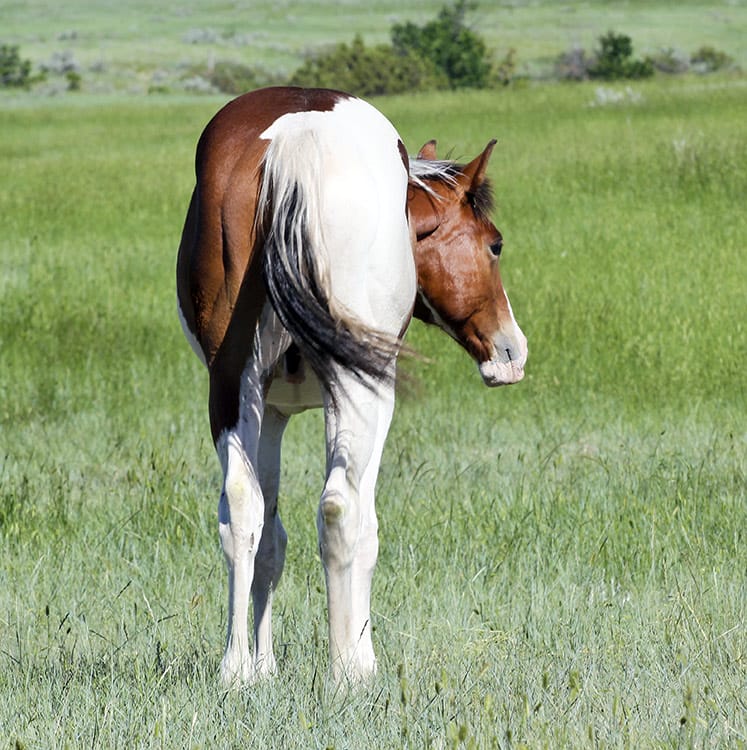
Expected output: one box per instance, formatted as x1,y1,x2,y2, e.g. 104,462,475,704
287,1,491,95
65,71,82,91
289,35,447,97
555,46,592,80
181,75,216,94
0,44,34,88
391,0,491,89
208,61,279,95
40,50,79,75
690,46,734,73
588,31,654,80
649,47,689,75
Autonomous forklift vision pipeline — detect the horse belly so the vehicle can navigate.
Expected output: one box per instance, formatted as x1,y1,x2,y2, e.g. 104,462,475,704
265,365,323,414
177,292,208,367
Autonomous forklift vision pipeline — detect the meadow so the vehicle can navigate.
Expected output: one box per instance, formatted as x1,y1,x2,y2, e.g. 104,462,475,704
1,38,746,750
3,0,747,92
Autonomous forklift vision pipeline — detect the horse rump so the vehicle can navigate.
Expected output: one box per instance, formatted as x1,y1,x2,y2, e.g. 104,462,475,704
259,129,401,397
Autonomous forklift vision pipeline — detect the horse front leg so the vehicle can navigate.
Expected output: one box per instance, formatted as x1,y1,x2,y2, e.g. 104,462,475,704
318,375,396,685
251,405,290,677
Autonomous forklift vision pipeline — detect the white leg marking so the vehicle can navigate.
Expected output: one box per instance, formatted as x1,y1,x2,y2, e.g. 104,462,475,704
218,428,264,687
318,374,396,684
218,305,290,687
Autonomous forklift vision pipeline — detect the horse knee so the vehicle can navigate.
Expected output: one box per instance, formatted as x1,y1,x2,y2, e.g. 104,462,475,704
319,488,348,525
318,486,359,568
318,485,379,578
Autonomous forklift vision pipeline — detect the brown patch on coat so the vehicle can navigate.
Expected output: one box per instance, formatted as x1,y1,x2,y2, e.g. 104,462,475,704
176,87,350,439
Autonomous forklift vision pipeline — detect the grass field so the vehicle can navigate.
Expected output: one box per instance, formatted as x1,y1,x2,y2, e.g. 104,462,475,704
1,3,746,744
1,75,745,747
2,0,746,92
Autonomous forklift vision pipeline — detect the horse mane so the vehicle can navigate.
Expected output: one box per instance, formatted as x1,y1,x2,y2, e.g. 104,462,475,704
409,157,495,222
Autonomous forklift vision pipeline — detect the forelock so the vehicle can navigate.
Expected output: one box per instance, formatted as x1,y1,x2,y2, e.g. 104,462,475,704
408,157,495,220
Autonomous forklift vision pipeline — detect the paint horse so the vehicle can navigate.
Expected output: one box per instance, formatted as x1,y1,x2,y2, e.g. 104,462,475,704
177,87,527,687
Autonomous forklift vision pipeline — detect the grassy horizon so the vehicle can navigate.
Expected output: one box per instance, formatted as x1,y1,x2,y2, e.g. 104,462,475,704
1,76,746,747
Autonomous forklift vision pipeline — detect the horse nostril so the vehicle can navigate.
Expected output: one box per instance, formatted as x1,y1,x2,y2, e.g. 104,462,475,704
505,348,512,362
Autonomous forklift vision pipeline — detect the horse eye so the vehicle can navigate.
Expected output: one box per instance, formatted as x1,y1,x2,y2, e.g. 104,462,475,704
489,239,503,257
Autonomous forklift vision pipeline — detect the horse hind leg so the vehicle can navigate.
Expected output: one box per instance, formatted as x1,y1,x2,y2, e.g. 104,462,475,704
318,372,396,685
216,418,264,687
251,405,290,677
211,351,272,687
214,306,291,687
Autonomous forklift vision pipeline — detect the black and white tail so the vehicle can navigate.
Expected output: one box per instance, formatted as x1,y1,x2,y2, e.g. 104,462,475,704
259,129,400,395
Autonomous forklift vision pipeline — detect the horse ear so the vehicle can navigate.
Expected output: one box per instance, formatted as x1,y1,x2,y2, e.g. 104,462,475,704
417,140,438,160
460,139,497,194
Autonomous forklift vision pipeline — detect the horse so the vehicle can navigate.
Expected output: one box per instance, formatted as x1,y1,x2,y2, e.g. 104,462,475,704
176,86,527,687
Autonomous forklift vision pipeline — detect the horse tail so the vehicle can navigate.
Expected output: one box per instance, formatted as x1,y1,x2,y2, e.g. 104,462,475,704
258,128,401,396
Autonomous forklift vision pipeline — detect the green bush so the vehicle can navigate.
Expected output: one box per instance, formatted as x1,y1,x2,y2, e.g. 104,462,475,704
65,71,82,91
289,35,447,97
557,35,735,81
555,46,592,80
209,60,279,95
290,1,491,96
648,47,690,74
690,45,734,72
0,44,34,88
391,0,490,89
588,31,654,80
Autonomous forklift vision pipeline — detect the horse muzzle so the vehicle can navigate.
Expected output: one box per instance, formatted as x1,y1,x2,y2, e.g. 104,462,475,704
478,326,527,387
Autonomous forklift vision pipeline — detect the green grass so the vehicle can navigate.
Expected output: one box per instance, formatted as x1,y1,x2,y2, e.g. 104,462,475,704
2,0,746,92
1,76,746,747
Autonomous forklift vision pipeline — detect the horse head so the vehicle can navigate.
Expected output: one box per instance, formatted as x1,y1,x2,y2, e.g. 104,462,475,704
408,140,527,386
